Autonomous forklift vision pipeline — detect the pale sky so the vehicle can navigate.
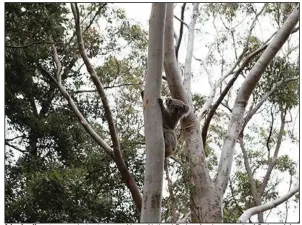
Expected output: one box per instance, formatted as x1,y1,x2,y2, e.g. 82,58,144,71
2,2,299,223
114,3,300,222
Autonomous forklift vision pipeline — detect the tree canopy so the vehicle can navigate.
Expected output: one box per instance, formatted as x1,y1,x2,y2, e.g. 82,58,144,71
5,3,299,223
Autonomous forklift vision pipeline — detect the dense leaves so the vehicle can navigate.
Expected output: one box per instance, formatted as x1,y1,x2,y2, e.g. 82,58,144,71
5,3,145,222
5,2,298,223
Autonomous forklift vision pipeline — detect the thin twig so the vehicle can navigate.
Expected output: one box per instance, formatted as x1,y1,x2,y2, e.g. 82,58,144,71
174,15,189,28
6,41,61,48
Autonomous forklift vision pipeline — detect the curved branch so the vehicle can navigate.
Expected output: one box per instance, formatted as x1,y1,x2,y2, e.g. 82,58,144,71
266,107,274,153
241,76,298,132
72,3,143,212
175,3,186,59
202,44,268,147
238,186,299,222
259,112,286,196
215,5,299,195
71,3,120,153
40,66,114,158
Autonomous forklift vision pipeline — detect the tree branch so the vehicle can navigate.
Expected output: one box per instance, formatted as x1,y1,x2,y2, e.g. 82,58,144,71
259,111,286,196
202,44,268,147
215,5,299,195
174,15,189,28
165,161,178,222
183,3,199,104
266,107,274,153
175,3,186,59
241,76,298,133
165,4,221,222
40,66,114,159
51,44,62,84
72,83,142,93
238,186,299,222
239,136,262,212
71,3,142,212
5,41,60,48
5,141,27,154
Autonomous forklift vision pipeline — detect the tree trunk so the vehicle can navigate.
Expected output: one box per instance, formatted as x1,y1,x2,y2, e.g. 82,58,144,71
215,5,299,196
164,3,222,222
140,3,167,222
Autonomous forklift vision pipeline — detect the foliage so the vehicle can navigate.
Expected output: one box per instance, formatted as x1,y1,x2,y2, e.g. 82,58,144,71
5,2,299,223
5,2,146,222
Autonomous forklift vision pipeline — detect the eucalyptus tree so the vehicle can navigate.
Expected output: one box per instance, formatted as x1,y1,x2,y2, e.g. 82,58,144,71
5,3,147,222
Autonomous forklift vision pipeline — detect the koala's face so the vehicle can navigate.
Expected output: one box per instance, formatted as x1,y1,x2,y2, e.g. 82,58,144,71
165,98,175,113
166,97,190,118
165,97,172,107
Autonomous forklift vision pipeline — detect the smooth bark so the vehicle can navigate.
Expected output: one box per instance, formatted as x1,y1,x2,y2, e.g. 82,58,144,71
164,3,221,222
183,3,199,105
215,5,299,195
140,3,166,222
238,186,299,222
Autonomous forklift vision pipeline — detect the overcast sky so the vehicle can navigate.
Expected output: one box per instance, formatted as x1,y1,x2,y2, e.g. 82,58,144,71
114,3,300,222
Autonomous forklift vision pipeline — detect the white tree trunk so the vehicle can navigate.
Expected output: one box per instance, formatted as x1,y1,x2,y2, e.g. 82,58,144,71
215,5,299,195
140,3,167,222
164,3,222,222
183,3,199,104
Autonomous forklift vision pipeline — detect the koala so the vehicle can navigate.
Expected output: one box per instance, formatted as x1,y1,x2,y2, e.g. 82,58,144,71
141,91,190,158
157,97,190,157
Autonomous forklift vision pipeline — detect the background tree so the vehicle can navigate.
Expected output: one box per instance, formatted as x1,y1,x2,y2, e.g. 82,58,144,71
5,3,147,222
5,2,299,223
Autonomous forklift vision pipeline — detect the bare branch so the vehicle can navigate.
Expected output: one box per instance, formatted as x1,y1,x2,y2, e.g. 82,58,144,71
5,41,61,48
202,44,268,146
238,186,299,222
244,4,266,50
40,67,114,158
183,3,199,104
73,83,142,93
51,44,62,84
71,3,120,151
285,175,293,222
71,3,142,212
174,15,189,28
242,76,298,131
239,136,261,206
259,111,286,196
5,141,27,154
175,3,187,59
215,5,299,195
197,5,266,125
